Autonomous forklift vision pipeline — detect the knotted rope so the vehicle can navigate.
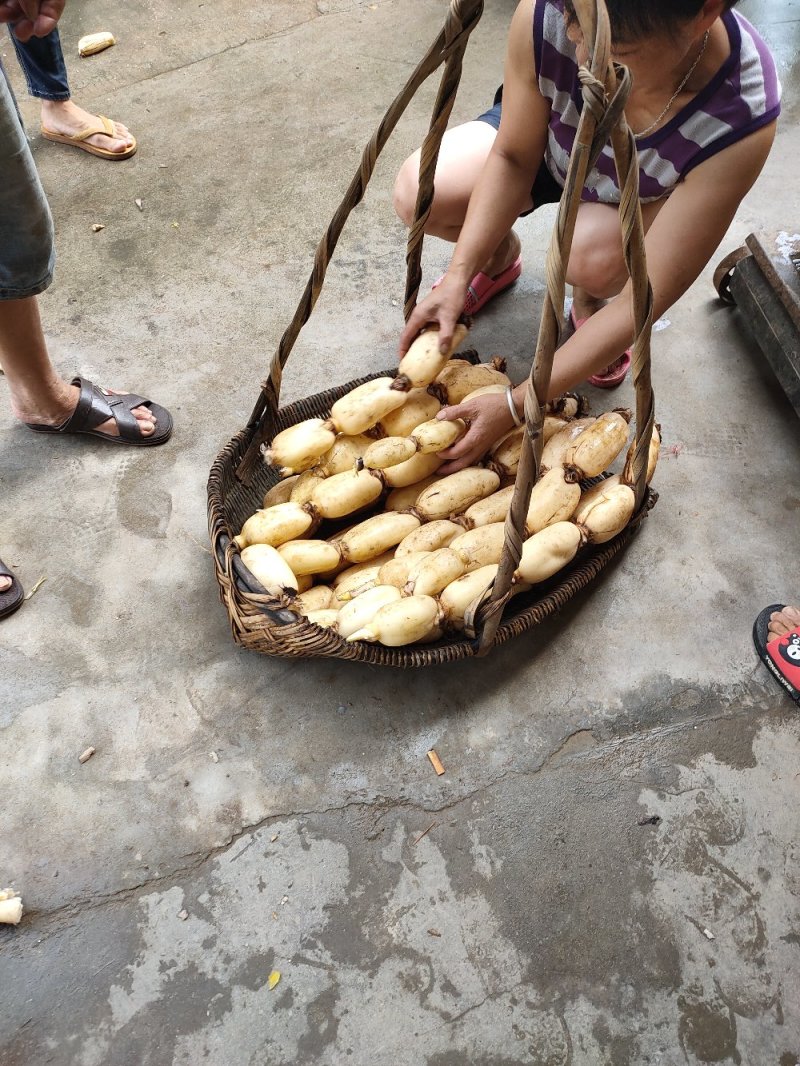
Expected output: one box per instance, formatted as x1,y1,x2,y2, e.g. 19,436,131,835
474,0,655,653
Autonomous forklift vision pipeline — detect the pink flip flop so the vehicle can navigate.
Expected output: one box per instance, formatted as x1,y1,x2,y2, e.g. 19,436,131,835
434,256,522,316
569,307,632,389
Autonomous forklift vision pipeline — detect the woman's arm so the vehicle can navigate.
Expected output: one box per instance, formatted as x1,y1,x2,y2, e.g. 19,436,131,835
399,0,551,358
542,120,778,398
438,120,777,471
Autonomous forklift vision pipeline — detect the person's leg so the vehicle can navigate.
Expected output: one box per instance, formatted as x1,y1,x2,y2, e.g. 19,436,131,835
9,26,135,157
567,198,667,318
393,120,523,277
0,297,156,436
0,64,155,436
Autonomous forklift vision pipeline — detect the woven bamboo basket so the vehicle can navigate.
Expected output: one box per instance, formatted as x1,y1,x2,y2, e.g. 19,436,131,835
207,0,658,666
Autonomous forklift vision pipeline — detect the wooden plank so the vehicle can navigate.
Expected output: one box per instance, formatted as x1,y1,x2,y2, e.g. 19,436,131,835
730,255,800,418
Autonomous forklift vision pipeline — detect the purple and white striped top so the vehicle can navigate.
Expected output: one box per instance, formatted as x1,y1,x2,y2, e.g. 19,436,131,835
534,0,782,203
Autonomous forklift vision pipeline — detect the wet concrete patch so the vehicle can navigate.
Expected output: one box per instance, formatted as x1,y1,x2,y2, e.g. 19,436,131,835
3,717,798,1065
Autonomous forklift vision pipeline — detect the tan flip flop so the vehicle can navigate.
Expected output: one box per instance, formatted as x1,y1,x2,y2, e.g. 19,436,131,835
41,114,137,160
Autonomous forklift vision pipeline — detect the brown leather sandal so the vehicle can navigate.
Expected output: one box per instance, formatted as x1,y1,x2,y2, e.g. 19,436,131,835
25,377,173,446
0,559,24,621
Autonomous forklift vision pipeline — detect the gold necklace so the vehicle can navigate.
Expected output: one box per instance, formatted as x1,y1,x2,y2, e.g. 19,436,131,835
633,30,710,139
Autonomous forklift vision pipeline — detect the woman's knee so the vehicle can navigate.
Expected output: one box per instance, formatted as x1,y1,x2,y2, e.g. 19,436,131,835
392,152,420,228
568,233,626,298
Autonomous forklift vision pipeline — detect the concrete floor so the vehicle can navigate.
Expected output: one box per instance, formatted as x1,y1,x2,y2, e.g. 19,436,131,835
1,1,800,1063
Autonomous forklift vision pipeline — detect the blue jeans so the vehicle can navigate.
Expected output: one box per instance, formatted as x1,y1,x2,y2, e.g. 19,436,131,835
8,26,70,101
0,63,55,299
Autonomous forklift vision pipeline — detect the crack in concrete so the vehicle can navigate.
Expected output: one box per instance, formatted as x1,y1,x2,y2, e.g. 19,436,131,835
13,701,769,940
82,13,328,103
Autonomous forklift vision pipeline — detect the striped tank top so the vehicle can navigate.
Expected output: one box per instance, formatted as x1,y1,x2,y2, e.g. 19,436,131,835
534,0,782,203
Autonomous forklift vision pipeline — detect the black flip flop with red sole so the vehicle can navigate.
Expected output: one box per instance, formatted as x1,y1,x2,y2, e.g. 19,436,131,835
753,604,800,706
0,559,24,621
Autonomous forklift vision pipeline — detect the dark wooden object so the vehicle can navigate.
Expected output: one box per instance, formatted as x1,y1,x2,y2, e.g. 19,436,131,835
714,232,800,417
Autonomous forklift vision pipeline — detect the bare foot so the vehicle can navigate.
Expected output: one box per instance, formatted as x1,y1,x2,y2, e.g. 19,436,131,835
40,99,135,156
13,380,156,438
0,576,10,593
768,606,800,641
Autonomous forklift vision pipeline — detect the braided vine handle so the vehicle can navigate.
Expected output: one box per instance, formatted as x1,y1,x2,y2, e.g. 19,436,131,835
474,0,655,654
235,0,485,483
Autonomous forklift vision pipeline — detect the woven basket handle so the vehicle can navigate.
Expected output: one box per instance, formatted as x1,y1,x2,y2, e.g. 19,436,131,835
473,0,655,654
235,0,484,483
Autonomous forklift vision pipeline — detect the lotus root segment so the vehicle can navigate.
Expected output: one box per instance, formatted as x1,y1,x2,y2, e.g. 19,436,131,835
396,520,464,557
338,511,421,563
575,481,636,543
394,323,470,390
463,485,515,528
432,362,512,406
240,544,299,596
329,378,408,435
310,468,383,520
234,501,316,549
564,409,631,478
515,522,585,585
524,464,582,535
363,436,417,470
380,389,441,437
277,539,342,576
263,418,337,477
414,468,500,522
403,547,467,598
439,564,499,630
337,584,403,639
377,551,430,589
449,522,507,570
410,418,465,455
623,422,661,485
382,451,444,489
346,595,441,646
540,416,596,470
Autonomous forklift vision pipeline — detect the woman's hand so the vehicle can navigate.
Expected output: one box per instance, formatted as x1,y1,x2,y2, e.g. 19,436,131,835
435,391,515,474
399,272,467,360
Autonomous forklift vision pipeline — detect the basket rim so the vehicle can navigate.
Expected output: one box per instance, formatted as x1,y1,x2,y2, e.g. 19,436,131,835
207,372,657,667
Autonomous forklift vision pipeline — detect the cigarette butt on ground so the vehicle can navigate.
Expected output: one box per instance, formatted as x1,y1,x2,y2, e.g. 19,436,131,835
78,747,96,764
427,750,445,776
